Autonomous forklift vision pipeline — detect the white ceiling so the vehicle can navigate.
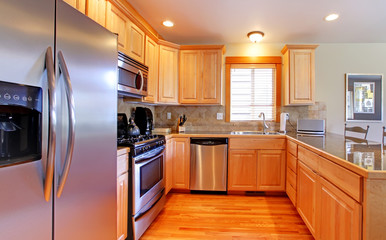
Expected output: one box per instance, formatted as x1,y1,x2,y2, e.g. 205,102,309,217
126,0,386,45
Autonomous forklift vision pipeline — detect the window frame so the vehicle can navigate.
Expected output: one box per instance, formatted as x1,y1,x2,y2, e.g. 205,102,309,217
225,56,282,122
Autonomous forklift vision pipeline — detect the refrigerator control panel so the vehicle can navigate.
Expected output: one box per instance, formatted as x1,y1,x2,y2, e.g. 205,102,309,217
0,80,42,112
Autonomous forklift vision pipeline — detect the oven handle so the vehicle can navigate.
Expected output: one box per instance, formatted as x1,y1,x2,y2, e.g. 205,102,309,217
134,188,165,221
134,146,165,164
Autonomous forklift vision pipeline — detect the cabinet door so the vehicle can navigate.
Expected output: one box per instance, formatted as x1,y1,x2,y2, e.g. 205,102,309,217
106,2,129,54
63,0,86,13
257,150,286,191
179,50,200,104
87,0,106,27
127,21,145,63
172,138,190,189
297,161,317,237
201,49,221,104
143,36,159,103
317,177,361,240
159,45,179,103
165,139,173,194
117,172,128,240
289,49,315,105
228,150,257,191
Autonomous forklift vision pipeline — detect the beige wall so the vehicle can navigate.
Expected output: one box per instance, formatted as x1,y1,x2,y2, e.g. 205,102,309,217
225,43,386,141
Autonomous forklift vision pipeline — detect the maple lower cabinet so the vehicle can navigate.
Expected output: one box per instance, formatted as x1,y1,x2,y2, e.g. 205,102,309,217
117,150,128,240
106,2,129,54
282,45,318,106
228,137,286,192
143,36,159,103
165,138,173,194
257,150,286,191
179,46,223,104
87,0,106,27
286,140,298,206
172,137,190,189
63,0,86,13
297,161,317,237
158,42,179,103
317,177,361,240
228,150,257,191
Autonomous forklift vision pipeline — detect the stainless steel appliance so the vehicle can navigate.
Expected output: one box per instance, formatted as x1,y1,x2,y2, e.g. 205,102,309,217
118,52,148,98
297,119,326,135
190,138,228,191
0,1,117,239
118,113,166,240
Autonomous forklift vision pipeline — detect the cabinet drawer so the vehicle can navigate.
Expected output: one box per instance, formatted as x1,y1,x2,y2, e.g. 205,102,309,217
298,146,319,172
319,158,362,202
287,152,297,173
286,182,297,206
229,138,286,150
286,168,297,190
287,140,298,157
117,154,128,176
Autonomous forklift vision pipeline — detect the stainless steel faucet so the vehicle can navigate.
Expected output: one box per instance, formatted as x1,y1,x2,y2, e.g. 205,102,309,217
258,112,269,134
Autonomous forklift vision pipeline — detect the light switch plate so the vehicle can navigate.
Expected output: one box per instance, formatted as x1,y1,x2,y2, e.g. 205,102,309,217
217,113,223,120
167,112,171,119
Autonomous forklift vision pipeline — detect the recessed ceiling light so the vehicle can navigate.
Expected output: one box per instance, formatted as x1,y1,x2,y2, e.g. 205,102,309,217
163,20,174,27
324,13,339,21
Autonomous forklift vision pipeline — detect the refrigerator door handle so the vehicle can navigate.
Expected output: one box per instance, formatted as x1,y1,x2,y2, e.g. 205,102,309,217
57,51,76,198
44,46,57,202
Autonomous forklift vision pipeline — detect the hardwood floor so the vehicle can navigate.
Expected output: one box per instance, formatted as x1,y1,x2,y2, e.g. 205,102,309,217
141,193,313,240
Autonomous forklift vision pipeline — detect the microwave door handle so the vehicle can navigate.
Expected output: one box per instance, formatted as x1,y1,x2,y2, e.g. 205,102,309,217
44,46,57,202
138,70,144,91
56,51,76,198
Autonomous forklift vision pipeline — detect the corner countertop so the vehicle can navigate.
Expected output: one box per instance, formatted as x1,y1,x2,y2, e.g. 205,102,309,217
162,131,385,177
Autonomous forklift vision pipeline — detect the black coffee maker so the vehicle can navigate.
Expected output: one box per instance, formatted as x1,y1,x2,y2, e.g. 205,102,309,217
134,107,153,135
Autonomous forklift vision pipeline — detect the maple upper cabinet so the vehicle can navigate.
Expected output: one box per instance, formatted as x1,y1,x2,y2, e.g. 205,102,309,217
86,0,106,27
172,137,190,190
158,41,179,103
106,2,129,54
143,36,159,103
127,20,145,63
282,45,318,106
179,46,224,104
63,0,86,13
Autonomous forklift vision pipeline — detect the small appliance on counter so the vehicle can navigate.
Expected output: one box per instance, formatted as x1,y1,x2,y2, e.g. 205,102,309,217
134,107,153,135
297,119,325,135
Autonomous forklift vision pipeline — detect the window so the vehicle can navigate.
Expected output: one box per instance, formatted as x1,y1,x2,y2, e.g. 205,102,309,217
225,57,282,122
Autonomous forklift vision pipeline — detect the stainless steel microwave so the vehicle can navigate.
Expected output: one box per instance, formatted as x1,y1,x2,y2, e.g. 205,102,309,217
117,52,148,98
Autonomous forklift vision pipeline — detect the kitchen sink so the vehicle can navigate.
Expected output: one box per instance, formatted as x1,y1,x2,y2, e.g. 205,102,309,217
231,131,281,135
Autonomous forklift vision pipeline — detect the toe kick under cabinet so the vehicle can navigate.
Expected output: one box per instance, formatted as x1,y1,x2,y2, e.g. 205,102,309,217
228,137,286,192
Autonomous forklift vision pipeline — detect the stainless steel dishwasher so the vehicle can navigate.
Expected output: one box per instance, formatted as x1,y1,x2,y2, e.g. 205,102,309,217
190,138,228,191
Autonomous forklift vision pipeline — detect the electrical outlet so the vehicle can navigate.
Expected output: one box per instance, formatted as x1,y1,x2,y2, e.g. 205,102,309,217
217,113,223,120
167,112,171,119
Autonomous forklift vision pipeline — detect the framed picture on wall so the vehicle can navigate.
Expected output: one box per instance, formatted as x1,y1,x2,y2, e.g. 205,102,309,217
345,73,383,122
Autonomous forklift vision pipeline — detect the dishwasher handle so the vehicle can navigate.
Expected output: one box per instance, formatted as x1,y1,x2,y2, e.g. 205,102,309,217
190,138,228,146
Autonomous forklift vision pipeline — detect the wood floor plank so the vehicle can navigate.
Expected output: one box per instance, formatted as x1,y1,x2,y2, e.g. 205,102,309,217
141,193,313,239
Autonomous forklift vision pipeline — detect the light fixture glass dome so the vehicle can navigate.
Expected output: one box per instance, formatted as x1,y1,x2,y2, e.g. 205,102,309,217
247,31,264,43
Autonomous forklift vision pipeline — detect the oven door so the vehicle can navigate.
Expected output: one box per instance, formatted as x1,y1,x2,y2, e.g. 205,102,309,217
132,146,165,214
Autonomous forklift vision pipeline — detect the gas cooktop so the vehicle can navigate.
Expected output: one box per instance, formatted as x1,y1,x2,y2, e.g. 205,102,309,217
117,134,165,147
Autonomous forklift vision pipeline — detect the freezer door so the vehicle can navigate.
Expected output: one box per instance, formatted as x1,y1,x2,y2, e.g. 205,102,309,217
0,0,55,239
54,1,118,240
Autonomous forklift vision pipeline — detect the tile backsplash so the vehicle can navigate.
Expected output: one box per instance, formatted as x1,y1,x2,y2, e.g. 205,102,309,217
154,102,327,132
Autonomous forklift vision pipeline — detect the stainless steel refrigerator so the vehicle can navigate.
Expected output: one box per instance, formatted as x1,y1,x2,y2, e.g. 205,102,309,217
0,0,118,239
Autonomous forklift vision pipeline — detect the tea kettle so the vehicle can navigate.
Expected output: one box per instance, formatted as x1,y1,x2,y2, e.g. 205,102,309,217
127,117,140,136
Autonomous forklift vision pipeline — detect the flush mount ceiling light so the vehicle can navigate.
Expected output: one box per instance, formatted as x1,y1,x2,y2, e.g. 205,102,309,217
247,31,264,43
163,20,174,27
324,13,339,21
